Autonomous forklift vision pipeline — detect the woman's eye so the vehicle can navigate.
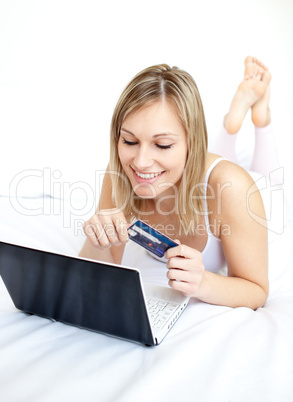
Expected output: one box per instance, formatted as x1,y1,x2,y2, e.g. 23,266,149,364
122,138,173,150
122,139,138,146
156,144,173,150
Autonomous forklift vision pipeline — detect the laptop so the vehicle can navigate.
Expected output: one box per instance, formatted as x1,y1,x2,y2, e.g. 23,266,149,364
0,241,189,346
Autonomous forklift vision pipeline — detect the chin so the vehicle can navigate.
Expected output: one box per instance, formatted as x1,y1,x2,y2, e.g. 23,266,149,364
133,189,157,199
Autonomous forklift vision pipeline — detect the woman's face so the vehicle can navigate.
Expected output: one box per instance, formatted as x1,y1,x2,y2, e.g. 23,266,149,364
118,99,188,200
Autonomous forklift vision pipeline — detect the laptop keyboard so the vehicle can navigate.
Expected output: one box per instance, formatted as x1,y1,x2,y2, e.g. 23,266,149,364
146,297,179,330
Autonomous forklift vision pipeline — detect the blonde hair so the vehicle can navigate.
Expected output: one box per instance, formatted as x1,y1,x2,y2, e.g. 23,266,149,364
109,64,208,234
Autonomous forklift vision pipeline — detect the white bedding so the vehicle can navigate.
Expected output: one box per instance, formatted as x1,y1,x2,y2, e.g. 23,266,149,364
1,195,293,402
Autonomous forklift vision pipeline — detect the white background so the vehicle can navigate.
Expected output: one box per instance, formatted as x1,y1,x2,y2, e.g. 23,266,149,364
0,0,292,202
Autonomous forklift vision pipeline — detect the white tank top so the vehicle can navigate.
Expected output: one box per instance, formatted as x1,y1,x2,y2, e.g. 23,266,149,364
121,157,227,285
201,157,226,272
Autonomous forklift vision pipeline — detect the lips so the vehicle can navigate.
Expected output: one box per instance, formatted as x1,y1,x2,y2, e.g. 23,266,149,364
135,171,162,179
131,167,165,183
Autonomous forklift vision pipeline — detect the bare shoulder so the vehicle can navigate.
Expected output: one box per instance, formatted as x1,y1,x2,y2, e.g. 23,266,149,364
206,154,265,234
207,153,256,195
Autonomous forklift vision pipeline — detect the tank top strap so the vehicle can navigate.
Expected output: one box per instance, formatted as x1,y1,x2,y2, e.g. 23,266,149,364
204,157,227,185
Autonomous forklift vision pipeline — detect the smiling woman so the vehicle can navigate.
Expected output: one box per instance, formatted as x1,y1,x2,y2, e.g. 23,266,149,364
118,101,188,201
110,64,208,232
79,60,275,310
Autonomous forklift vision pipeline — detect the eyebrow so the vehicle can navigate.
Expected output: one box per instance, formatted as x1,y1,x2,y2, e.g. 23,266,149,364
120,127,180,138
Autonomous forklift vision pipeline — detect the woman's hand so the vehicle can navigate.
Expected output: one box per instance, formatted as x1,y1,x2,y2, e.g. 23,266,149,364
164,241,205,298
83,208,129,250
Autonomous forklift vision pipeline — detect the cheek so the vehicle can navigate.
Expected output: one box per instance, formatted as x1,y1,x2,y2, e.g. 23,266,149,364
171,144,188,168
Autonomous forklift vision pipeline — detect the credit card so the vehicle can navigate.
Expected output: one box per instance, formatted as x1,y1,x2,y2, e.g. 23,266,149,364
127,220,178,258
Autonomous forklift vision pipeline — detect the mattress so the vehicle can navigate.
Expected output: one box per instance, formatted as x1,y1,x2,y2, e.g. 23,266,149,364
0,195,293,402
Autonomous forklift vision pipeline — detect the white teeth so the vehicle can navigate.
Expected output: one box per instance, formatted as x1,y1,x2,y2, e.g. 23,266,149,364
135,171,162,179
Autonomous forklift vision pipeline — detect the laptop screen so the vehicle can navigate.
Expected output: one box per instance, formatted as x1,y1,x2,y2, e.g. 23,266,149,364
0,241,154,345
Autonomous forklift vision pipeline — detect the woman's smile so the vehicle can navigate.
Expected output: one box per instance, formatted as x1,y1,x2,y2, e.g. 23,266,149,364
131,167,166,183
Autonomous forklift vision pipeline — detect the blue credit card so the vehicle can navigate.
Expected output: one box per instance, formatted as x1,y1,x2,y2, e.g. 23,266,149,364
127,220,178,258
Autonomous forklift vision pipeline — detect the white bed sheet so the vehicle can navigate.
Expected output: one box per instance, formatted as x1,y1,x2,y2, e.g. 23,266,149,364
0,195,293,402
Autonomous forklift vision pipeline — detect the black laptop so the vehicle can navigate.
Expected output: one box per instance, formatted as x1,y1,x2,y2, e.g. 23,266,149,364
0,241,189,346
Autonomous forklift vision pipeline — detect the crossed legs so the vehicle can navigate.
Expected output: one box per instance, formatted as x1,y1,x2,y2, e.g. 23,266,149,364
213,56,280,178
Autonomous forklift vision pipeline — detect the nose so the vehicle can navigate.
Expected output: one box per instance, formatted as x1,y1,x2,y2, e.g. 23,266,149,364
133,145,154,170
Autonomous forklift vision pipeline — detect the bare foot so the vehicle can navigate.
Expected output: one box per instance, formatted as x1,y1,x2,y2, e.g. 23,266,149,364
246,57,272,127
224,57,271,134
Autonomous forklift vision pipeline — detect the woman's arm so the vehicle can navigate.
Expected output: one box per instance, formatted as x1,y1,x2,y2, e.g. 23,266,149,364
165,162,269,309
203,162,268,308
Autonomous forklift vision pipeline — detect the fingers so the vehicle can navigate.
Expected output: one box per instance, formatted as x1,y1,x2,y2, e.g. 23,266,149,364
83,208,129,250
167,266,204,297
164,243,205,297
167,267,194,282
164,243,200,260
166,255,201,271
168,279,200,296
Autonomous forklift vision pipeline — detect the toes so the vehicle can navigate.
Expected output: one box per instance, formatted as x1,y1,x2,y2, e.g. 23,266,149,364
252,57,268,71
261,70,272,84
244,56,271,88
244,56,254,75
246,73,258,80
245,56,254,66
245,72,264,82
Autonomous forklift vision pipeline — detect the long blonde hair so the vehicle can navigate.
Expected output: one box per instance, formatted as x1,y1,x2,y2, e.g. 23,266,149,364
109,64,208,234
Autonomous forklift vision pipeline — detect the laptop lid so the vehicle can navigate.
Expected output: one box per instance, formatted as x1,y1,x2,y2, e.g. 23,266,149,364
0,241,155,346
